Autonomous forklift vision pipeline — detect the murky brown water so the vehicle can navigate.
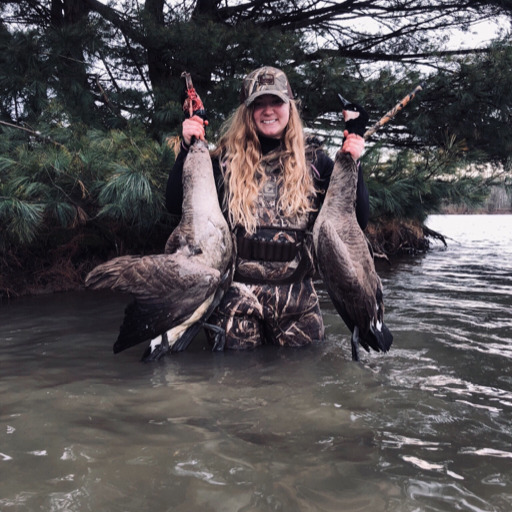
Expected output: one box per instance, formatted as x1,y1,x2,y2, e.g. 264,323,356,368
1,215,512,511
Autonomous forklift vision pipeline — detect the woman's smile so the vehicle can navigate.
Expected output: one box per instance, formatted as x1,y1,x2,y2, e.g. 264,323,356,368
252,94,290,139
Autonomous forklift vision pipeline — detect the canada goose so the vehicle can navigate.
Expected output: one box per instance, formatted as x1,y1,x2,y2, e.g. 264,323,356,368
312,104,393,361
86,139,233,361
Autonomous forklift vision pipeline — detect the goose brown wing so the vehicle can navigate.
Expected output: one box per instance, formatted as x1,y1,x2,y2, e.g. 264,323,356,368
316,220,377,339
316,220,357,328
85,253,222,352
86,254,218,301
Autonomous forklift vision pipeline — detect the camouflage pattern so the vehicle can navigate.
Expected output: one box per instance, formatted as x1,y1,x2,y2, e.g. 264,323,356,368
205,144,325,349
205,279,325,349
241,67,293,106
233,150,318,284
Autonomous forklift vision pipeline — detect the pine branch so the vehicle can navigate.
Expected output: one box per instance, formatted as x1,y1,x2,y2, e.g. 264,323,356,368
0,121,65,148
94,76,128,126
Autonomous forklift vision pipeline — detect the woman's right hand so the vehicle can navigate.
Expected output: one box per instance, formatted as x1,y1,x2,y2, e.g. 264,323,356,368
182,115,206,146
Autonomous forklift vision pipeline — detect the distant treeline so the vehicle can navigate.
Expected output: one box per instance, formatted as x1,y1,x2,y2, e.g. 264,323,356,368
443,186,512,214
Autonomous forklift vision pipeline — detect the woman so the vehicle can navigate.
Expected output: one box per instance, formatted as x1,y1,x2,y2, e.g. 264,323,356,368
166,66,368,350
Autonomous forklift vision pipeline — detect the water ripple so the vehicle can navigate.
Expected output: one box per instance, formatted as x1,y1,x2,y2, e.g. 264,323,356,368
1,215,512,512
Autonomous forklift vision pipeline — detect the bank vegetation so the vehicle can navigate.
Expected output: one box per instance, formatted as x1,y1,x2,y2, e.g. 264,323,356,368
1,0,511,298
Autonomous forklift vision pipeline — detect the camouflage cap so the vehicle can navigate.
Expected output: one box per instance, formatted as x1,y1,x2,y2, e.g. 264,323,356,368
240,67,294,106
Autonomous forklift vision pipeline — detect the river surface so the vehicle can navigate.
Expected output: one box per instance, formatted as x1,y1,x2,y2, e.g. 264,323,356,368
1,214,511,512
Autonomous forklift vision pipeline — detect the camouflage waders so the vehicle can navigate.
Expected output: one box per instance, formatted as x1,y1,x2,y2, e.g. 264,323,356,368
206,149,325,350
206,279,324,349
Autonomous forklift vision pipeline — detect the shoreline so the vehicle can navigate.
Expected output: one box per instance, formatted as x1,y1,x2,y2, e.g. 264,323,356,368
1,212,510,300
438,208,512,215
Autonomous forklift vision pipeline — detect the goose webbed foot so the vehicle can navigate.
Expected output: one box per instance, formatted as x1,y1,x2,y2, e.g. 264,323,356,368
203,322,226,352
141,332,170,362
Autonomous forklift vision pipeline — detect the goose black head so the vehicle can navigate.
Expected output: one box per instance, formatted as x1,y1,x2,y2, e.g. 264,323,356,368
342,103,369,138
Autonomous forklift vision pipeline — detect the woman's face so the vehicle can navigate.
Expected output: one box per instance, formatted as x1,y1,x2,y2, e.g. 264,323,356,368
252,94,290,139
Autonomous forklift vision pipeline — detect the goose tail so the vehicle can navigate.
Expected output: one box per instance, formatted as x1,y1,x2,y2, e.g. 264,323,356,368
362,287,393,354
365,321,393,353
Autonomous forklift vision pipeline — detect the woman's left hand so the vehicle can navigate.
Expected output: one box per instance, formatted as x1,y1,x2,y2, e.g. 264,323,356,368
341,131,365,160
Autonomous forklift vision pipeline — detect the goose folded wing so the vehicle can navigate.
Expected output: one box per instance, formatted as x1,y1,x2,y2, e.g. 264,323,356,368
316,221,360,329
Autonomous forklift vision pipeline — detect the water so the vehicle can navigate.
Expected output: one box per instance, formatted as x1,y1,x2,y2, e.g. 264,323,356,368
1,214,511,512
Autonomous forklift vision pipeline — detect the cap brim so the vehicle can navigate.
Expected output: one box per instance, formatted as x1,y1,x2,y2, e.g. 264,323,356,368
245,90,290,107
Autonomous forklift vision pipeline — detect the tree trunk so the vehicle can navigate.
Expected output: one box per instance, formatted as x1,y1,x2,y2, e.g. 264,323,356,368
144,0,172,94
50,0,96,124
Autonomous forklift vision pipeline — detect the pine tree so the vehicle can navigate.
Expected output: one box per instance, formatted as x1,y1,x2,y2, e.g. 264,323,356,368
1,0,511,295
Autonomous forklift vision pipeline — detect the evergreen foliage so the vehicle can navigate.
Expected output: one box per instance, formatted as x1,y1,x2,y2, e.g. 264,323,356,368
363,136,490,223
0,0,511,295
0,119,175,254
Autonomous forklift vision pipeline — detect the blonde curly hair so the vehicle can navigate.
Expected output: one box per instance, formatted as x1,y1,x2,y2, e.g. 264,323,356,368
212,100,317,234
